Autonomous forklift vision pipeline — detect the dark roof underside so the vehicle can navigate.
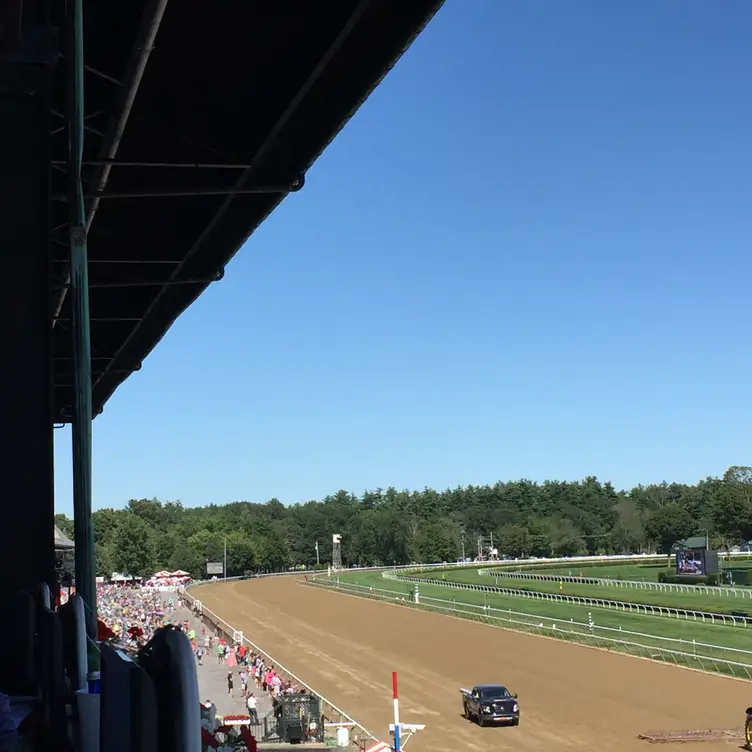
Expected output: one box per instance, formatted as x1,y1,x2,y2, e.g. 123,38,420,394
51,0,444,423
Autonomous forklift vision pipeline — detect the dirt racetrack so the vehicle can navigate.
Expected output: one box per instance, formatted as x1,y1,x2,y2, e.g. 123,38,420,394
194,578,750,752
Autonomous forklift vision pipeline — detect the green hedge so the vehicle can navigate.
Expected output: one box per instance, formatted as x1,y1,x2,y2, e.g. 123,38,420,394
657,571,719,586
723,569,750,586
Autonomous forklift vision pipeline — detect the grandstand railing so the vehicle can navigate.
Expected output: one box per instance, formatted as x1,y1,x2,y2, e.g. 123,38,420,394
181,586,378,750
311,579,752,682
382,572,750,626
477,569,752,598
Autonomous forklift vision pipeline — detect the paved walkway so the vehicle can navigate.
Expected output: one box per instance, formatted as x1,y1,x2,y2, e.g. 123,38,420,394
176,605,274,721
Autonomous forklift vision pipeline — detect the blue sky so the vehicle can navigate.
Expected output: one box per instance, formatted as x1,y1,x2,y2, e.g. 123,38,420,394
55,0,752,514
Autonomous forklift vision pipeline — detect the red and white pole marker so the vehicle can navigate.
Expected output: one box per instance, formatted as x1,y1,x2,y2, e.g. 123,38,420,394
392,671,401,752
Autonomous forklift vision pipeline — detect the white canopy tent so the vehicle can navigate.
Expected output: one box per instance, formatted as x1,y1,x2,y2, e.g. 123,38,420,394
54,524,75,551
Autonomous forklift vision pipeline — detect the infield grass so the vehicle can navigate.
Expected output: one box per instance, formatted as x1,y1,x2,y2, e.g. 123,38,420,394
492,558,752,582
333,569,752,663
423,568,752,614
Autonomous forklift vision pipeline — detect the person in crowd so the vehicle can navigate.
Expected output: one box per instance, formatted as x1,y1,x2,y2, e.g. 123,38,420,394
271,672,282,696
246,693,259,724
239,668,248,698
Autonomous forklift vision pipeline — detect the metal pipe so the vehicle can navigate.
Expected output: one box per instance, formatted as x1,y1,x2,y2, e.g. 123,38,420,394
84,63,122,87
393,672,401,752
52,0,169,326
52,183,296,200
56,317,142,322
56,272,222,290
51,160,254,169
51,121,106,138
67,0,97,661
53,258,180,264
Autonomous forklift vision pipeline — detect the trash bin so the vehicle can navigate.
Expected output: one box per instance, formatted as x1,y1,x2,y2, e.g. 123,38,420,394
337,725,350,747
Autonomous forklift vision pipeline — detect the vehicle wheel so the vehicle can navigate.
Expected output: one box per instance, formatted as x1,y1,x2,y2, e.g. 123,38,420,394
512,718,520,726
463,703,470,720
478,714,485,727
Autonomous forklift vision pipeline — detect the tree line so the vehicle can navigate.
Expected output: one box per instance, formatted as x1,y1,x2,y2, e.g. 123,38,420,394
54,466,752,579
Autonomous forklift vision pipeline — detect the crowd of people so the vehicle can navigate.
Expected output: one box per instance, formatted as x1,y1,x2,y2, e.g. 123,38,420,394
195,627,309,723
97,585,177,647
96,585,311,727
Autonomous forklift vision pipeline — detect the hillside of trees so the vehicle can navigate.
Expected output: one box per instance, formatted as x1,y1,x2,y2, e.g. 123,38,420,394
54,466,752,579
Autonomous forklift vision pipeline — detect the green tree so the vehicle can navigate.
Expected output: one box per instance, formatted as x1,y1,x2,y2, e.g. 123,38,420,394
498,524,531,558
545,517,586,557
95,543,114,577
226,533,255,575
128,498,167,529
167,540,204,578
112,514,157,576
187,530,225,563
81,469,747,571
410,520,458,563
711,467,752,545
253,531,289,572
644,502,695,554
611,498,645,553
92,508,123,545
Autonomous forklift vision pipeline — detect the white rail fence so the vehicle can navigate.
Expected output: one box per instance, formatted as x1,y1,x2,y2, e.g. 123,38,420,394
314,579,752,682
477,569,752,598
181,587,378,748
382,572,750,626
189,550,752,584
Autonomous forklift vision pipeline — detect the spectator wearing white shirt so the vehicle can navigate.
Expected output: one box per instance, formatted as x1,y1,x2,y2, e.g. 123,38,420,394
246,693,259,724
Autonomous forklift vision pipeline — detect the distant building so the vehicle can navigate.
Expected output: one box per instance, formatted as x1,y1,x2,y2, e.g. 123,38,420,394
672,535,707,551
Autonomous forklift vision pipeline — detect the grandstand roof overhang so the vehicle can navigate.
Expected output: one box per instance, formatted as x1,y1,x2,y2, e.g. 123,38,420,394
50,0,444,423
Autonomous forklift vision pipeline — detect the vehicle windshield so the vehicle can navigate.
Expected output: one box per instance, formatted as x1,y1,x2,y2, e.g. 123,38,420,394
479,686,510,699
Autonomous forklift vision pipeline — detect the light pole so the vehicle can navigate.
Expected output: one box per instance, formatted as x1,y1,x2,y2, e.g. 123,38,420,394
315,540,320,566
223,537,227,579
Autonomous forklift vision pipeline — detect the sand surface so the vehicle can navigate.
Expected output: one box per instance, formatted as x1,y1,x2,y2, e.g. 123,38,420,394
194,577,750,752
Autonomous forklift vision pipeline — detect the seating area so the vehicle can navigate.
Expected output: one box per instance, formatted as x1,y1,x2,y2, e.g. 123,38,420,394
0,587,80,751
0,588,200,752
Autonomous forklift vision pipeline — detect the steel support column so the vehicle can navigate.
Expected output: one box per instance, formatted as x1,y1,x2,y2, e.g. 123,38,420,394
0,30,56,601
66,0,96,657
52,0,169,326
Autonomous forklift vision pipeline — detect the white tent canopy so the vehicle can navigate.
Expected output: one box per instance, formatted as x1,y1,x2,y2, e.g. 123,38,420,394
54,524,74,550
